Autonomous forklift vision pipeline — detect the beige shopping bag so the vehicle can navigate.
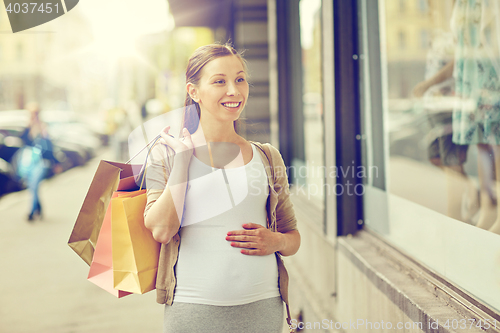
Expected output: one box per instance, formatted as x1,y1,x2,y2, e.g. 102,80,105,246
68,161,141,266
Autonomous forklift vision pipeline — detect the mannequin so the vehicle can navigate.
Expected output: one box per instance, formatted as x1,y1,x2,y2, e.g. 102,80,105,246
413,0,500,235
413,36,479,223
450,0,500,234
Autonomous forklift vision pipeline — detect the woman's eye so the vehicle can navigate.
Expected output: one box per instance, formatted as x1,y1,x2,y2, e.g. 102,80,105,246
237,77,246,83
214,80,225,84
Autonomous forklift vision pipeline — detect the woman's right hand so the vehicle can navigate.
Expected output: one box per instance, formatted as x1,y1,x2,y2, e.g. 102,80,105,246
412,80,430,98
159,126,194,164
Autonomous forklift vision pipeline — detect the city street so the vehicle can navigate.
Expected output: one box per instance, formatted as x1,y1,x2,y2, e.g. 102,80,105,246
0,149,163,333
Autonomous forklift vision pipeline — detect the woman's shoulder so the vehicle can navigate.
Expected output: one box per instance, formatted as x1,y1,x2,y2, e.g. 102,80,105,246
249,141,283,163
249,140,279,151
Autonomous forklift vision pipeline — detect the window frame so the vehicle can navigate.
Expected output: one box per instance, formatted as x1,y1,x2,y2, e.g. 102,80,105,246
333,0,364,236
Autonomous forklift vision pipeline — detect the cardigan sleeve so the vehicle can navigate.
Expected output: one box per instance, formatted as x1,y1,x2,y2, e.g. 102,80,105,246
143,142,174,219
267,144,298,233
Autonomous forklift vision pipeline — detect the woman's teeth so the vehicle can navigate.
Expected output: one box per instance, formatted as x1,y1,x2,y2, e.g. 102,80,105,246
223,102,240,108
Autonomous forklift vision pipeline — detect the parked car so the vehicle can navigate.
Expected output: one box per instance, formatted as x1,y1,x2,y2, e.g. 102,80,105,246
39,110,102,159
0,157,24,196
0,127,25,163
0,109,101,196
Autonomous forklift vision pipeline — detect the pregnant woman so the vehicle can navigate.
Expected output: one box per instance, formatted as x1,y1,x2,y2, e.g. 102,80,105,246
143,43,300,333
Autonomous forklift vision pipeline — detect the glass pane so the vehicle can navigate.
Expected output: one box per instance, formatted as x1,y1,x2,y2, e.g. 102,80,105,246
364,0,500,311
299,0,325,204
385,0,500,232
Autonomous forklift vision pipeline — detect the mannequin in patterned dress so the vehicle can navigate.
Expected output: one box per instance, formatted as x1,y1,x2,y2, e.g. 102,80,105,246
450,0,500,234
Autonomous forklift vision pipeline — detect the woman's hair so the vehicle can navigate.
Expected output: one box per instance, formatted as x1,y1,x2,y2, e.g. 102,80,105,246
181,42,248,135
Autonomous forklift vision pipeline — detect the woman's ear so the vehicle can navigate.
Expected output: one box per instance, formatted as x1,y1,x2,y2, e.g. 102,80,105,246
186,83,199,103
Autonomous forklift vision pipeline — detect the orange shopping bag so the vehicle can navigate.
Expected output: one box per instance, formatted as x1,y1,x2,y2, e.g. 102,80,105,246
111,189,160,294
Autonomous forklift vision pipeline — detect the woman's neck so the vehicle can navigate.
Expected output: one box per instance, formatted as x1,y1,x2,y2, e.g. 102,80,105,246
195,120,242,144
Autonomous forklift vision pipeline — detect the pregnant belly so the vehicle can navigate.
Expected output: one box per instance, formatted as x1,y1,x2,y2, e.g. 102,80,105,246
174,224,279,305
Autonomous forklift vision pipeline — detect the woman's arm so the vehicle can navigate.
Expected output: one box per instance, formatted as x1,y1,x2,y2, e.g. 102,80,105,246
226,224,300,256
144,127,193,244
144,156,189,244
412,59,455,97
276,229,300,256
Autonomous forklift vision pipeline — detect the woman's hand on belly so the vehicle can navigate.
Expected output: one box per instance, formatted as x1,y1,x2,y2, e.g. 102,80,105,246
225,223,283,256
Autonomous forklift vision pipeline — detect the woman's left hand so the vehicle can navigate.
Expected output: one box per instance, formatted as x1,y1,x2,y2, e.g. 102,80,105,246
226,223,283,256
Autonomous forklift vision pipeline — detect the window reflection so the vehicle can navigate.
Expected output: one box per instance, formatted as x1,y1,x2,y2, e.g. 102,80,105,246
386,0,500,235
299,0,324,203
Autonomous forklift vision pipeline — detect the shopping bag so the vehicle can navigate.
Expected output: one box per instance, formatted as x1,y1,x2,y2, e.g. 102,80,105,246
68,160,141,266
87,192,132,298
111,189,160,294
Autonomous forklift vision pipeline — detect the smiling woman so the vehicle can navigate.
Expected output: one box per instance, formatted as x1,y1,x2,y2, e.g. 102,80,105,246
143,43,300,333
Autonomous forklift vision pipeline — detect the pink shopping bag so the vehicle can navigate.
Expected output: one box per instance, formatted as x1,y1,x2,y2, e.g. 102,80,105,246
87,192,133,298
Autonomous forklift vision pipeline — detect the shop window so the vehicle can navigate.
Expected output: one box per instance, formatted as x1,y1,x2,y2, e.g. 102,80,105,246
360,0,500,312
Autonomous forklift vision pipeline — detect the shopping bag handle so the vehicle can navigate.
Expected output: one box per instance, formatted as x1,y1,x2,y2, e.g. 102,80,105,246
127,132,175,190
125,132,176,164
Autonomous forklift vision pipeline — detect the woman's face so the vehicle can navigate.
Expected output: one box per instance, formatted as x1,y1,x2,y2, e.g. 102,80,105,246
189,55,249,124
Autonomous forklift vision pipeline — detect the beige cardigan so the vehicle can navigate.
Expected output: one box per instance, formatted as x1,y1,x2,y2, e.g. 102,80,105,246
144,141,298,326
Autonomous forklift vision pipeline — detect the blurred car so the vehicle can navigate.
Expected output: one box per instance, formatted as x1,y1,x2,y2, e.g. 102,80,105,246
0,109,101,196
0,157,24,196
0,126,25,163
39,110,102,159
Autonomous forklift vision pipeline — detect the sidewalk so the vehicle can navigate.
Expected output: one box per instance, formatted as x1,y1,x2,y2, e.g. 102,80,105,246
0,150,163,333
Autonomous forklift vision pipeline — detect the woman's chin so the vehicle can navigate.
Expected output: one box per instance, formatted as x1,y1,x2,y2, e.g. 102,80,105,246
224,110,243,122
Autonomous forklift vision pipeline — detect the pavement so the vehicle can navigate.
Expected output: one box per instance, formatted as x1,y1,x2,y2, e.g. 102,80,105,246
0,149,163,333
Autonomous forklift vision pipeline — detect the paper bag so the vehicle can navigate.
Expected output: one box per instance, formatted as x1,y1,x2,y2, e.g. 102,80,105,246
87,192,132,298
68,160,141,266
111,190,160,294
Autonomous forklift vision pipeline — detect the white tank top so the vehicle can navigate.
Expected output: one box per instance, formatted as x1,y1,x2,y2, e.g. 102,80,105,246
173,144,280,305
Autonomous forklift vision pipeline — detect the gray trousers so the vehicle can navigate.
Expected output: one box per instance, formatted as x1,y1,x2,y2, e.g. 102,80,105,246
163,296,284,333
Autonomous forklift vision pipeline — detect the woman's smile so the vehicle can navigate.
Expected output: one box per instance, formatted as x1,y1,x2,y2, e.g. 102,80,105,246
221,101,243,111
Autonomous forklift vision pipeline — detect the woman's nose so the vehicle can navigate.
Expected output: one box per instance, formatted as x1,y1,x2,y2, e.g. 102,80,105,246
226,82,239,96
